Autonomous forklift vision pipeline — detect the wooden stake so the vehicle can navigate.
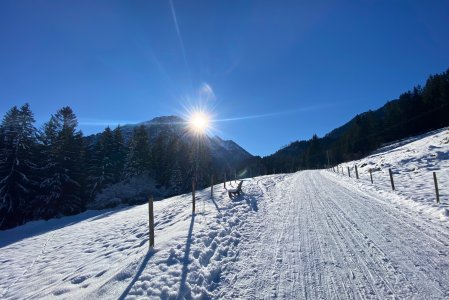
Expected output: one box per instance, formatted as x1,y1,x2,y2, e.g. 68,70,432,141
347,166,351,177
355,165,359,179
192,178,196,213
369,169,373,184
211,175,214,197
389,168,395,191
433,172,440,204
148,196,154,248
224,172,226,188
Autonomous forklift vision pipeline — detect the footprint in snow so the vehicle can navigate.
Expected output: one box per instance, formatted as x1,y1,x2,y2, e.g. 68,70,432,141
70,275,90,284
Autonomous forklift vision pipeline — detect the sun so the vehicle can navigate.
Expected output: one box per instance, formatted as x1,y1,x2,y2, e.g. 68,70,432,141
189,112,210,134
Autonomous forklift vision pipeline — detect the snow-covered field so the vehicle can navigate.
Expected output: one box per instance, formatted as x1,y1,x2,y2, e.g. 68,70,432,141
1,129,449,299
335,127,449,219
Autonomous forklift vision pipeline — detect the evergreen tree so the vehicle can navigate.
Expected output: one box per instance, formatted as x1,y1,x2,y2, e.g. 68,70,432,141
111,126,127,182
167,138,188,194
0,104,38,229
86,127,116,198
38,107,85,218
124,125,151,177
151,134,169,185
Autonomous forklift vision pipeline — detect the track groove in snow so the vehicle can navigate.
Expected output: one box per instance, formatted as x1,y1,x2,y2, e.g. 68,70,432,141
218,171,449,299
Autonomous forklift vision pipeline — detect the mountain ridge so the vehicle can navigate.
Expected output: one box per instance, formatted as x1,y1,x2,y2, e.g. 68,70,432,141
85,115,252,171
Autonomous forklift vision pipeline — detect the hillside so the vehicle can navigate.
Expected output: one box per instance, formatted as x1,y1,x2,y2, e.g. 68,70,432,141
336,127,449,218
261,68,449,172
1,129,449,299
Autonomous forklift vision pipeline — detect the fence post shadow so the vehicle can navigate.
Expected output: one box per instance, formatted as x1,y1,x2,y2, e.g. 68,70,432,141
210,196,222,213
118,249,156,300
177,214,196,299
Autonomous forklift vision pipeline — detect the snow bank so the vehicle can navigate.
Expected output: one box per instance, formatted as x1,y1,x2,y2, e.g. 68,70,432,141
331,127,449,220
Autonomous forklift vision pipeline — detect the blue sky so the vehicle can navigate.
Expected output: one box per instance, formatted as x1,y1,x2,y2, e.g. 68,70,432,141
1,0,449,156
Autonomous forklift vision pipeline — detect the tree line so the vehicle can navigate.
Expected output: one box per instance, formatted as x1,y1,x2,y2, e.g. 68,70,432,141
245,68,449,174
0,106,211,230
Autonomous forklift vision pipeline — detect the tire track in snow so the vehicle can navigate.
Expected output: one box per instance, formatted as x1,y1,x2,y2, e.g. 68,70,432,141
309,178,403,298
222,170,449,299
319,171,449,297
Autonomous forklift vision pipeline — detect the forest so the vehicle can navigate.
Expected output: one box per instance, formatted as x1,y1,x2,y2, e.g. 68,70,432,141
0,107,212,229
254,68,449,173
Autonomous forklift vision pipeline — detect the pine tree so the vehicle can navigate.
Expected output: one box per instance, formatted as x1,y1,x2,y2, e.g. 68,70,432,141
111,126,127,182
38,107,85,218
0,104,38,229
86,127,117,198
124,125,151,177
168,136,192,193
152,134,170,185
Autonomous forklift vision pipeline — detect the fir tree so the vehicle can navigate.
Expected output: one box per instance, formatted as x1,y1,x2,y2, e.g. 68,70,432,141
86,127,116,198
111,126,127,182
38,107,85,218
0,104,38,229
124,125,151,177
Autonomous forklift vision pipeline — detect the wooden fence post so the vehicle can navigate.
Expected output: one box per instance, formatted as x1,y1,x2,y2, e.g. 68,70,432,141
211,175,214,197
347,167,351,177
148,196,154,248
433,172,440,204
192,178,196,213
389,168,395,191
224,172,226,188
355,165,359,179
369,169,373,184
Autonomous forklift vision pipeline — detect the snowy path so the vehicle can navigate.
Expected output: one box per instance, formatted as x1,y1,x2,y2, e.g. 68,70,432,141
1,170,449,299
219,171,449,299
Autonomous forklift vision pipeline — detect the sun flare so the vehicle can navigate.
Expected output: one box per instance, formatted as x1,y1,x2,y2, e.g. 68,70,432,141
189,112,210,134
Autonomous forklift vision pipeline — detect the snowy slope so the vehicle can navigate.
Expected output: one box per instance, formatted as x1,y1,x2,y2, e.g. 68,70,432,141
2,156,449,298
0,179,254,299
335,127,449,219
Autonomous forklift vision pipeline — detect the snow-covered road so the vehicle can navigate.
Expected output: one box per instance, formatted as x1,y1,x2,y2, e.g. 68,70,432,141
222,171,449,299
1,170,449,299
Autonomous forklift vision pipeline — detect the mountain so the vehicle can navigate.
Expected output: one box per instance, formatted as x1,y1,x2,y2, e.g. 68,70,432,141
84,115,253,209
260,68,449,172
119,116,252,170
85,115,252,178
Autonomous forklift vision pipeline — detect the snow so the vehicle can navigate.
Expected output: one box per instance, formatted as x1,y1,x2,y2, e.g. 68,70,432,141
0,180,249,299
88,175,168,210
1,129,449,299
334,127,449,220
